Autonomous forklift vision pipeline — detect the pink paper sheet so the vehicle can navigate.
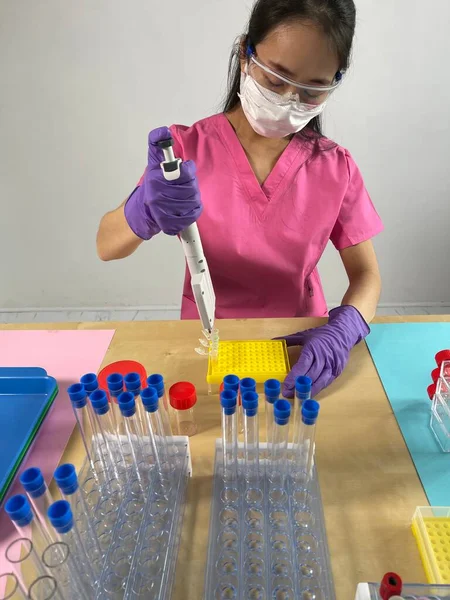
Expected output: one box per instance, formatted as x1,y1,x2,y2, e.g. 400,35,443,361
0,329,115,580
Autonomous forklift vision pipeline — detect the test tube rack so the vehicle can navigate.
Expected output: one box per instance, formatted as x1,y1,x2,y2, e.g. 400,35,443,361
75,434,190,599
204,440,335,600
412,506,450,585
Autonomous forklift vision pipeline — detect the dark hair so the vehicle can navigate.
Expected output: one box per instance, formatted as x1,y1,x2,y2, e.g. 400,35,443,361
223,0,356,143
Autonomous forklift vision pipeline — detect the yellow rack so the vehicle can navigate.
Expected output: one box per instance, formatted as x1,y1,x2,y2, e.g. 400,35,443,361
207,339,290,385
412,506,450,583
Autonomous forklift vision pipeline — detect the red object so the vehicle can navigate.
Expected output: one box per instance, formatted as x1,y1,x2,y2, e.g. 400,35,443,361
98,360,147,402
428,383,437,400
432,367,441,384
169,382,197,410
219,382,224,393
436,350,450,367
380,572,402,600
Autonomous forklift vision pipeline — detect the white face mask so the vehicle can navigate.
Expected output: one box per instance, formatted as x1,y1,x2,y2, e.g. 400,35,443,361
238,70,327,139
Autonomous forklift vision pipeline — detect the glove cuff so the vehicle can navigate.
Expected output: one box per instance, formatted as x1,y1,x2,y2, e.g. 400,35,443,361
124,185,160,241
328,305,370,344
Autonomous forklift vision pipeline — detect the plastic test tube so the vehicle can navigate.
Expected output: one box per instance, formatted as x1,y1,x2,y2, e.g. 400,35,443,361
242,391,260,489
4,537,47,591
223,374,240,434
141,387,172,487
89,389,124,483
0,572,27,600
5,494,54,559
147,374,174,439
117,391,146,479
54,464,103,565
291,400,320,487
106,373,124,435
292,376,312,452
42,541,89,599
19,467,57,543
240,377,256,434
124,372,147,436
264,379,281,450
80,374,100,437
268,400,291,488
47,500,97,588
67,383,107,481
220,390,238,489
169,382,198,437
147,374,181,467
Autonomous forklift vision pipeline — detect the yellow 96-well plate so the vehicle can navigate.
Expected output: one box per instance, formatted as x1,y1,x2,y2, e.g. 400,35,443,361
207,340,290,385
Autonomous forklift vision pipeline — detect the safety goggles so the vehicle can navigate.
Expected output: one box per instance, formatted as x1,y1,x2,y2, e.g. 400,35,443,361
248,53,342,106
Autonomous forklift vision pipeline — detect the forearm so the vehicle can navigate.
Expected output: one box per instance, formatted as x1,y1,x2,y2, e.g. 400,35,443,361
96,201,144,261
341,269,381,323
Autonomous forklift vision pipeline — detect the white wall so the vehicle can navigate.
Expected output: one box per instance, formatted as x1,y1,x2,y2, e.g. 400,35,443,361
1,0,449,311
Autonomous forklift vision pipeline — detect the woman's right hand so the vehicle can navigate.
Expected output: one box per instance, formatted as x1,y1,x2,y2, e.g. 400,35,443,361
124,126,202,239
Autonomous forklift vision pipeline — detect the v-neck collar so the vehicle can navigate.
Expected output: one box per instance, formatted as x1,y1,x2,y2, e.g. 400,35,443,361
214,113,312,218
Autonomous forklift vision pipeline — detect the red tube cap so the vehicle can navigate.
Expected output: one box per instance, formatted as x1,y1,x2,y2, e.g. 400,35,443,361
428,383,437,400
380,572,402,600
432,367,441,384
436,350,450,367
169,382,197,410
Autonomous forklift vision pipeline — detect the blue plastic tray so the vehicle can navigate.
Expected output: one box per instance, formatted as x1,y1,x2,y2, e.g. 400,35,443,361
0,367,58,504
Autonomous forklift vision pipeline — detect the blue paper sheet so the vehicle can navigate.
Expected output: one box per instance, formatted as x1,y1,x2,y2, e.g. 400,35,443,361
366,322,450,506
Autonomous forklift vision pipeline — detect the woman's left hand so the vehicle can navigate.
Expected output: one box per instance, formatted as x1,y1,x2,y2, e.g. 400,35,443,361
279,305,370,398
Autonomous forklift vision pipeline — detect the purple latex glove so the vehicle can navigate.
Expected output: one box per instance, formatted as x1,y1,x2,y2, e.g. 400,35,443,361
280,305,370,398
125,126,202,239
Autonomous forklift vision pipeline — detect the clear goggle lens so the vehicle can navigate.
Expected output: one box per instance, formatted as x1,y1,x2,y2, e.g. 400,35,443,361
248,55,341,106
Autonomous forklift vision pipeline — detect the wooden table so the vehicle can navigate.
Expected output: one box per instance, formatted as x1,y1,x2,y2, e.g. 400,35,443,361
4,316,442,598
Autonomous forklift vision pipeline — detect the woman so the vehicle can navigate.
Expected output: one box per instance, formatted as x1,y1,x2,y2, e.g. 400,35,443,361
97,0,382,398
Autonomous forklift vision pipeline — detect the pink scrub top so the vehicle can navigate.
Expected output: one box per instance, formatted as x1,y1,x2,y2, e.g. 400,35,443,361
143,113,383,320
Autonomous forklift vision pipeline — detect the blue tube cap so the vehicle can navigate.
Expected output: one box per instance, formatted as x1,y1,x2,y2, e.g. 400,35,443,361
107,373,124,395
48,500,73,534
264,379,281,403
67,383,87,408
5,494,33,526
90,389,109,415
240,377,256,393
223,374,239,392
20,467,46,498
302,399,320,425
242,391,258,416
118,391,136,417
220,390,237,415
147,374,164,398
295,375,312,397
80,373,98,395
140,386,159,413
273,399,291,425
124,372,141,394
54,464,78,495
